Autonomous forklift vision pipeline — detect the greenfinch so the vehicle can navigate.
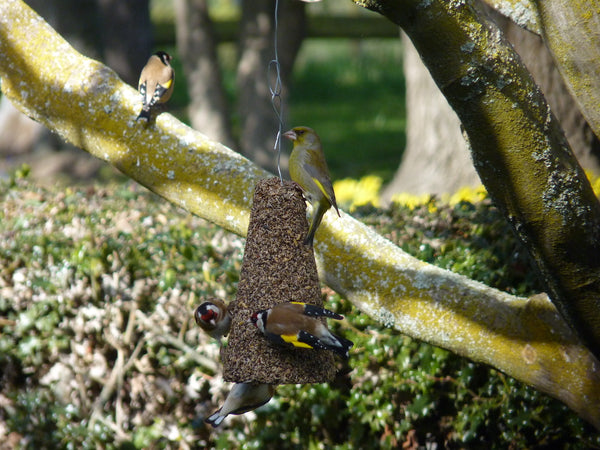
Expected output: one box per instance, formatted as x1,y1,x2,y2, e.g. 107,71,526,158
283,126,340,246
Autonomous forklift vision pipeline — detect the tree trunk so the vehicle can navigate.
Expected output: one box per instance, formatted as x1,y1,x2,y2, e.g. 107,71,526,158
174,0,235,148
237,0,306,172
381,34,480,202
494,9,600,174
355,0,600,360
382,0,600,201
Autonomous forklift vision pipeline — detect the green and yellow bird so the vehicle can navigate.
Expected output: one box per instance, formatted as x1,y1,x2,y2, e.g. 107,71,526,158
283,126,340,246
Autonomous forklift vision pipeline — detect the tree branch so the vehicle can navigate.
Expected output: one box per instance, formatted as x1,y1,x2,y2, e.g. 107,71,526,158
355,0,600,366
1,0,599,428
534,1,600,143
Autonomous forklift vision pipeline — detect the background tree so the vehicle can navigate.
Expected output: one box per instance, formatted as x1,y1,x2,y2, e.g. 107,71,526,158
174,0,235,148
381,0,600,201
236,0,306,172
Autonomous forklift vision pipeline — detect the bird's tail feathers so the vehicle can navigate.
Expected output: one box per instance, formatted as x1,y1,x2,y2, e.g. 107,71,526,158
205,409,225,428
331,335,354,359
298,330,354,359
136,107,151,121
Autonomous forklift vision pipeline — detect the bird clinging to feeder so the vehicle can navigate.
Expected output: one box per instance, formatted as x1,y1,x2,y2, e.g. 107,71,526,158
249,301,354,359
194,298,231,342
136,51,175,121
205,382,276,428
221,178,338,385
284,126,340,246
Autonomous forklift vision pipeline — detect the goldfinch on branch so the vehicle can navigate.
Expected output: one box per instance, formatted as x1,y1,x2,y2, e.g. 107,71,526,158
194,298,231,342
205,383,275,428
284,126,340,246
136,51,175,121
249,301,353,359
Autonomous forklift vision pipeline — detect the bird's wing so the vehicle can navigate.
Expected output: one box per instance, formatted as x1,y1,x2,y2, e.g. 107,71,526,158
296,330,333,351
294,302,343,320
303,162,335,201
148,83,169,107
267,331,313,349
138,81,147,104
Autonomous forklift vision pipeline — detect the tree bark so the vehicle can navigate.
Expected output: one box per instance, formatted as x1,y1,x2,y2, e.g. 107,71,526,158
237,0,306,172
536,1,600,142
174,0,235,148
355,0,600,360
381,34,480,202
491,4,600,174
382,1,600,201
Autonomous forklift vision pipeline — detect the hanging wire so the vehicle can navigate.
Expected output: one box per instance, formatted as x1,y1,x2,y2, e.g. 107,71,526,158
269,0,284,183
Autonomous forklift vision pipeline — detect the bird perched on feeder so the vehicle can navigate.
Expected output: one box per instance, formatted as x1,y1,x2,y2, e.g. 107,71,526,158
194,298,231,342
205,382,275,428
284,126,340,246
249,301,353,359
136,51,175,121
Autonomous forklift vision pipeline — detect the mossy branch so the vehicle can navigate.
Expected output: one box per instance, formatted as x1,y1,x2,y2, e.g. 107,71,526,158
1,0,599,427
534,1,600,143
480,0,541,34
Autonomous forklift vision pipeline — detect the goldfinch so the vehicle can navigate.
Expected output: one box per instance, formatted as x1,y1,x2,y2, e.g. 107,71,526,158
136,51,175,121
194,298,231,342
284,126,340,246
249,301,353,359
205,383,275,428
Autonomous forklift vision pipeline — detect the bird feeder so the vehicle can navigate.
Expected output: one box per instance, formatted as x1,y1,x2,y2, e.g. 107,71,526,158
222,177,336,384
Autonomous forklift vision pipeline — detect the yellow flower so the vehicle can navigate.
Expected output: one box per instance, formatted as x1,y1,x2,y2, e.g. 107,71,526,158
390,192,431,210
444,185,487,205
334,175,383,212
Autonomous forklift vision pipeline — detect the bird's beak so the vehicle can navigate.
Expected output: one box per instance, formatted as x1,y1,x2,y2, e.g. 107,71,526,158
283,130,297,141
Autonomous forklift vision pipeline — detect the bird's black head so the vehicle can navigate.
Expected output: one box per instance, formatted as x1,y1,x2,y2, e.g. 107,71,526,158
155,51,172,65
195,303,218,325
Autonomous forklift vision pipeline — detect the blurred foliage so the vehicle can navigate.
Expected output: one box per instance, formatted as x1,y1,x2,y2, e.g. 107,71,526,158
154,38,405,185
1,176,599,449
290,39,405,184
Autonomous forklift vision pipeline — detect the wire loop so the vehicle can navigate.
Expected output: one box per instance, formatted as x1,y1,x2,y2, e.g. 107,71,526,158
269,0,284,183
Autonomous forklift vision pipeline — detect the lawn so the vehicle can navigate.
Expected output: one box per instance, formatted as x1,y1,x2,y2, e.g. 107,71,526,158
289,39,406,184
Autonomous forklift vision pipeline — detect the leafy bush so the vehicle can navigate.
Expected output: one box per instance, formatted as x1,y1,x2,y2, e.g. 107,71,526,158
0,178,598,449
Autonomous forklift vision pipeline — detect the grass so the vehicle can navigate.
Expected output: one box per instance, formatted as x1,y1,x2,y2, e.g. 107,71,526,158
290,39,405,183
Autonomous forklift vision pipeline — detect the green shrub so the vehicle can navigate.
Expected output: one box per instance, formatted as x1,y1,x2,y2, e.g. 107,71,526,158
0,179,598,449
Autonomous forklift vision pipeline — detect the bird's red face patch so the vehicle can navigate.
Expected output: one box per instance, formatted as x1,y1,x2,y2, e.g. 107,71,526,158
249,313,258,325
201,309,217,323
